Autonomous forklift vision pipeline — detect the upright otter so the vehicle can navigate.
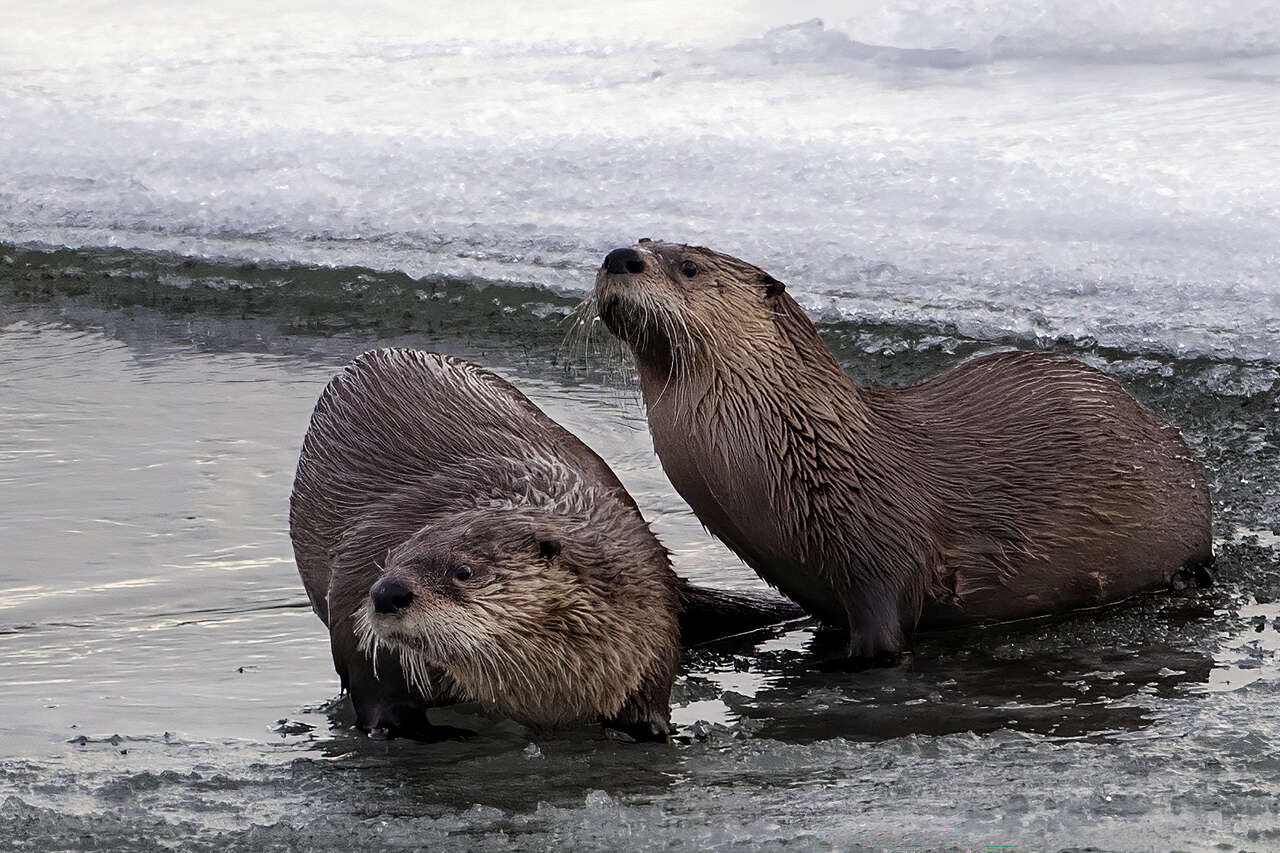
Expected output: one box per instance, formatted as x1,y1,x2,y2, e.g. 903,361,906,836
290,348,799,740
593,241,1212,658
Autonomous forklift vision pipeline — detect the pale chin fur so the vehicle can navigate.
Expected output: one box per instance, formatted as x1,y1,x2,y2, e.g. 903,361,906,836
353,598,511,704
352,602,441,697
351,585,649,729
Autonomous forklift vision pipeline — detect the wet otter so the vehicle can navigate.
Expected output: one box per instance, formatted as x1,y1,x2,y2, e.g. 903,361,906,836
592,240,1213,658
290,348,799,740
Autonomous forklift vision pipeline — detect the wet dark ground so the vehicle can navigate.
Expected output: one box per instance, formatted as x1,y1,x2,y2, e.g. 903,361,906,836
1,247,1278,851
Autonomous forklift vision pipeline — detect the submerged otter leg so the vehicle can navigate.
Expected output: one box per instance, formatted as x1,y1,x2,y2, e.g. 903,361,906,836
602,710,673,743
1172,554,1216,590
838,577,921,660
601,662,676,742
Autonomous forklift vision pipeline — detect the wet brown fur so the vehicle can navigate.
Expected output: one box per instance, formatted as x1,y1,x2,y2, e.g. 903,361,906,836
290,349,682,738
593,241,1213,657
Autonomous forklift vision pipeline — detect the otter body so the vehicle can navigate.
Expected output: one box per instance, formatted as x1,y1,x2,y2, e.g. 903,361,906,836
593,241,1212,657
290,348,797,739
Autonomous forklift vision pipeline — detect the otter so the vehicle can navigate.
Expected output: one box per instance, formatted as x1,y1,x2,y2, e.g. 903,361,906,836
289,348,799,740
592,240,1212,658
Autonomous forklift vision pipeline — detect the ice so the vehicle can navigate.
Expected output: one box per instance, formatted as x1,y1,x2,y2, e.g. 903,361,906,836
3,1,1278,360
830,0,1280,62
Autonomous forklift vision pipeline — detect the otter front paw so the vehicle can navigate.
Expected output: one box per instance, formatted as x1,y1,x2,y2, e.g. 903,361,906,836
602,719,672,743
359,703,474,742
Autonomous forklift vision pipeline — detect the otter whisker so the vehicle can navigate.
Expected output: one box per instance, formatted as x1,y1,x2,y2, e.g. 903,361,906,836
559,295,598,376
353,606,391,684
563,293,637,398
395,645,434,695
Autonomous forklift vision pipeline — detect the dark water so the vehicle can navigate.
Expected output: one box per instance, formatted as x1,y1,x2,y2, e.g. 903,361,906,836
1,245,1278,851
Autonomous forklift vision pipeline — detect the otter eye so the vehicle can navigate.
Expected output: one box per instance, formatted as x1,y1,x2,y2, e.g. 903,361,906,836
679,260,698,278
538,539,562,559
452,565,473,582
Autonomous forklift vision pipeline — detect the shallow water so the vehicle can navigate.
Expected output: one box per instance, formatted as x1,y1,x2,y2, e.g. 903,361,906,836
4,0,1280,848
2,247,1278,851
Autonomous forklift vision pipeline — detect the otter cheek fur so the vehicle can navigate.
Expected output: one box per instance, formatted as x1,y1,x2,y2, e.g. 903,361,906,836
593,241,1212,659
355,509,680,733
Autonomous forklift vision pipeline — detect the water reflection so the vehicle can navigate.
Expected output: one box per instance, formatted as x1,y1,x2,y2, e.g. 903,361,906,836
676,594,1237,743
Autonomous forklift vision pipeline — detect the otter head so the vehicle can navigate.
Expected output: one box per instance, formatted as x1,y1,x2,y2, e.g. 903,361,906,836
593,240,791,389
358,501,679,731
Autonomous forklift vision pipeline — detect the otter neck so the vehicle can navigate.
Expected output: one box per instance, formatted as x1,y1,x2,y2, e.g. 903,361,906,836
635,295,894,619
637,294,871,433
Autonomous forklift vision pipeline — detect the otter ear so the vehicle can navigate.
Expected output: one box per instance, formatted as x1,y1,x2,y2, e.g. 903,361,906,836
760,273,785,298
537,538,562,560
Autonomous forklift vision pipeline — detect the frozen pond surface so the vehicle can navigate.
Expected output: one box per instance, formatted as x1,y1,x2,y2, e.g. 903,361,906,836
3,1,1279,360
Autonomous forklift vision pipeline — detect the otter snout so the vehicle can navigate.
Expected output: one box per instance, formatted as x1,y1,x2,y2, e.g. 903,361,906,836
370,577,415,614
602,247,646,275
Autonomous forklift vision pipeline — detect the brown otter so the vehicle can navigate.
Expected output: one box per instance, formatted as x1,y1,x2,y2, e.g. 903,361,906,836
592,240,1213,658
290,348,800,740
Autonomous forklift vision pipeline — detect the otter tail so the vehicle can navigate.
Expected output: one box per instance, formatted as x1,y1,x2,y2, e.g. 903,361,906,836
678,584,806,646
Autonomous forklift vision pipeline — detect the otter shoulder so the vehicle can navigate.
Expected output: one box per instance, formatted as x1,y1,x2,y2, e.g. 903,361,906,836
899,349,1139,416
340,348,533,419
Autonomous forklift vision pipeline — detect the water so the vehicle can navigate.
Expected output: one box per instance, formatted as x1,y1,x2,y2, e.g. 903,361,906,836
2,1,1279,850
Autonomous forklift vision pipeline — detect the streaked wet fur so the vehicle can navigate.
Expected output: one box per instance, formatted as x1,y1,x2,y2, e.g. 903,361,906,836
290,348,798,739
593,241,1213,658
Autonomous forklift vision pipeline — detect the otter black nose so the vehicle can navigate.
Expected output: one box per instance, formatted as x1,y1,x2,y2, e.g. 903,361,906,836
370,578,415,614
603,247,646,275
